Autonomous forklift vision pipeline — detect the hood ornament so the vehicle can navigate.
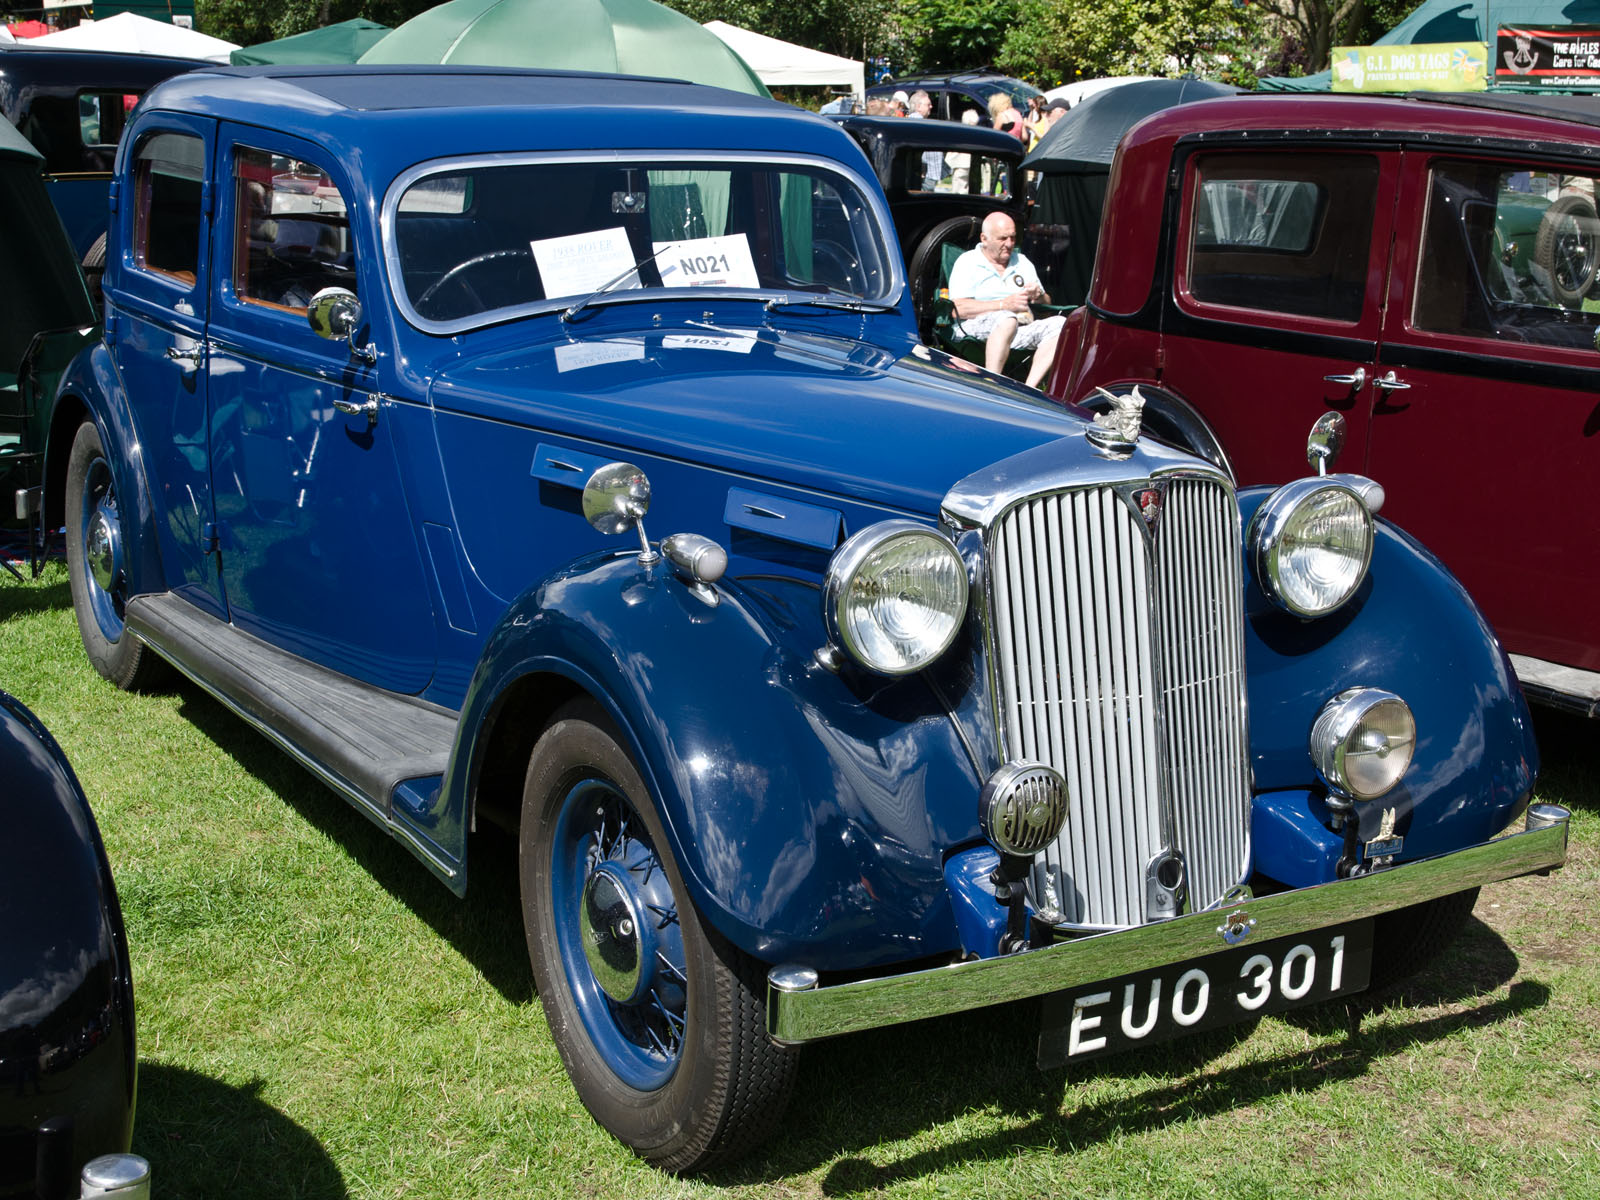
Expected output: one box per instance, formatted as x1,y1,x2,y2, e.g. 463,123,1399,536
1086,386,1145,453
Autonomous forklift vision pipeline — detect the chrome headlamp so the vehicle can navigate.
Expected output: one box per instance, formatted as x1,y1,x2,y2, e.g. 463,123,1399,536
824,521,968,675
1250,478,1374,617
1310,687,1415,802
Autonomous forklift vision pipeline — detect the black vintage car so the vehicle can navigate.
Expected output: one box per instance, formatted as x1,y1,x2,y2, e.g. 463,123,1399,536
829,113,1029,340
0,46,207,295
0,689,143,1199
0,111,96,575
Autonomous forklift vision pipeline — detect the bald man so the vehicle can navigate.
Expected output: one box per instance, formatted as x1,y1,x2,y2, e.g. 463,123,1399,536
947,211,1065,389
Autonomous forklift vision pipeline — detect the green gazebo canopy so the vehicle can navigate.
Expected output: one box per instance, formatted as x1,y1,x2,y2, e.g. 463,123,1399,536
231,19,392,66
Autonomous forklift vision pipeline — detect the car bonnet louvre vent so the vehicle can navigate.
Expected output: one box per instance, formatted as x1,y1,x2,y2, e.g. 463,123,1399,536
985,475,1251,929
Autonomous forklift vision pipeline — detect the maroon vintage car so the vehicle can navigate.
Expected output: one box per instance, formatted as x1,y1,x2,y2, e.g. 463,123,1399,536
1049,90,1600,716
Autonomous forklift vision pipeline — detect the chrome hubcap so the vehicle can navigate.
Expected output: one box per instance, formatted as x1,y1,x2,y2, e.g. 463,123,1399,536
580,861,656,1004
86,509,118,593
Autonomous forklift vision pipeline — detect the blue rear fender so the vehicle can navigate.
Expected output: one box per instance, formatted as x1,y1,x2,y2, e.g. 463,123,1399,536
44,343,165,599
445,549,983,973
1239,487,1538,887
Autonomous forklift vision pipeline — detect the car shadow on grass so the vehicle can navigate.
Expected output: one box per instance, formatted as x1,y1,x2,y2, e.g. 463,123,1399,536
716,944,1549,1190
135,1063,346,1199
172,681,534,1006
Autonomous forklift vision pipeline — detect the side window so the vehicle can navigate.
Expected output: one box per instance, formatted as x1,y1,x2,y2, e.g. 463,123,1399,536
131,132,205,283
232,146,355,313
1186,153,1378,322
1414,161,1600,352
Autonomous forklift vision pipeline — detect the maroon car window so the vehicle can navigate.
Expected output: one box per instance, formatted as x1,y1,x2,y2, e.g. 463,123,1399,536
231,145,356,314
1413,161,1600,352
131,131,204,283
1186,153,1378,322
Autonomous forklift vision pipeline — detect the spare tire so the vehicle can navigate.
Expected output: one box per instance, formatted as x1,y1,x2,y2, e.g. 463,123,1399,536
907,215,983,344
1533,192,1599,309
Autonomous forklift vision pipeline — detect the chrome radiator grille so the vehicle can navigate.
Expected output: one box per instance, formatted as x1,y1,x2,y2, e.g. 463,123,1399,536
986,476,1251,929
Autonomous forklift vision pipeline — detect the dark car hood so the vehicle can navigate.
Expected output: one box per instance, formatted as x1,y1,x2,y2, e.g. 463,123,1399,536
425,320,1093,517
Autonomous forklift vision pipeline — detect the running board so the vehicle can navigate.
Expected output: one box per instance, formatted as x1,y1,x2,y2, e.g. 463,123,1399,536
125,593,459,825
1511,653,1600,719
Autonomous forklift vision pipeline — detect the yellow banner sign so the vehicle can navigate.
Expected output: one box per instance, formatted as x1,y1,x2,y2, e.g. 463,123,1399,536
1331,42,1489,92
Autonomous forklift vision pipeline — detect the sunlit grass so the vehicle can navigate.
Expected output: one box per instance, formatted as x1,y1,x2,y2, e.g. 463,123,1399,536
3,563,1596,1199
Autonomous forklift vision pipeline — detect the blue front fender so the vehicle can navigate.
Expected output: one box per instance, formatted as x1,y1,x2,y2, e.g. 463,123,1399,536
442,550,983,972
1239,487,1538,885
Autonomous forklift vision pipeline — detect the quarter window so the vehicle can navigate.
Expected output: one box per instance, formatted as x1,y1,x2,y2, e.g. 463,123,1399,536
1413,161,1600,352
1186,153,1378,322
131,132,205,283
231,146,355,312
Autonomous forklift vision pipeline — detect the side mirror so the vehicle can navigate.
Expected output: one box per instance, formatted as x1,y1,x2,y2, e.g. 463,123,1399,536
582,462,658,563
1306,412,1346,476
308,287,376,365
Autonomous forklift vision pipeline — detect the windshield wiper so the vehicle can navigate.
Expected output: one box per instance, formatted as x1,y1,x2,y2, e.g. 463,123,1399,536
562,247,669,324
764,294,897,314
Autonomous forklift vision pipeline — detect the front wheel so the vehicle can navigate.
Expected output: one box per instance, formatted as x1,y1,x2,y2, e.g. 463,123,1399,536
520,700,797,1172
64,420,164,690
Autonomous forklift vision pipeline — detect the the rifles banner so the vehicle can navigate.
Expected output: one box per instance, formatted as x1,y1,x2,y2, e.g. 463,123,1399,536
1496,26,1600,89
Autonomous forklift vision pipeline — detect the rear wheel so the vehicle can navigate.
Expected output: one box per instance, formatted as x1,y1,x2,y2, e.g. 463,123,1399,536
64,420,163,690
519,700,797,1172
1367,888,1480,993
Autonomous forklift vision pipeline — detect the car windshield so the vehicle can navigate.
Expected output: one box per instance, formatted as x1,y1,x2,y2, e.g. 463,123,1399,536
387,154,896,329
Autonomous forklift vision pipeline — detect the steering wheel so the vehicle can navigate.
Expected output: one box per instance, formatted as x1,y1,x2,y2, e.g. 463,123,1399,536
811,239,865,297
417,248,535,312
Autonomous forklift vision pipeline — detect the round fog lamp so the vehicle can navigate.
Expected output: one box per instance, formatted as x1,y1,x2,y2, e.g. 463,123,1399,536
1251,479,1374,617
1310,687,1415,801
825,521,967,675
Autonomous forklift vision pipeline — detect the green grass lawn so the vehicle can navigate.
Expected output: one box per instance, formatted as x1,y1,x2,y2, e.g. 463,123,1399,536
3,563,1596,1199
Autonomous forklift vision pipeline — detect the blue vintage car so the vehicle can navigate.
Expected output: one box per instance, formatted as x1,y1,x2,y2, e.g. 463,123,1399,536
39,65,1570,1171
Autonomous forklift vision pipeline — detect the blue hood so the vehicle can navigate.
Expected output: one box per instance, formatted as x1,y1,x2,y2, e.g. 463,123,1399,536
425,318,1094,517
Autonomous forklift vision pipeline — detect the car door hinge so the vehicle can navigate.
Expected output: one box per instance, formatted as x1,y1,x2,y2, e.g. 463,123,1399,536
104,312,120,344
200,181,214,219
106,178,120,216
201,522,220,555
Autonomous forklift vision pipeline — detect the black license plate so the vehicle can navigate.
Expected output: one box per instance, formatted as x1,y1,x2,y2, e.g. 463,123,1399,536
1038,920,1373,1068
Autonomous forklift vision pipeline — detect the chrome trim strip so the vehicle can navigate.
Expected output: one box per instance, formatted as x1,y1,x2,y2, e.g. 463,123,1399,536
766,820,1568,1043
379,148,904,336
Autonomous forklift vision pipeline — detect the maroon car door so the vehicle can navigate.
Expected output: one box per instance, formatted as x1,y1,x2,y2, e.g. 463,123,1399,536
1367,149,1600,675
1160,147,1401,484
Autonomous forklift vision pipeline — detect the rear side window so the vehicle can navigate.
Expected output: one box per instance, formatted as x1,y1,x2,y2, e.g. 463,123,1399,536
1413,161,1600,352
1185,153,1378,322
131,131,205,282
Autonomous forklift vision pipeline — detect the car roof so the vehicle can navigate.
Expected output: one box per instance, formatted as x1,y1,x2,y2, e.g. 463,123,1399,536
1122,90,1600,156
0,45,210,92
134,65,866,190
870,71,1039,94
829,112,1026,158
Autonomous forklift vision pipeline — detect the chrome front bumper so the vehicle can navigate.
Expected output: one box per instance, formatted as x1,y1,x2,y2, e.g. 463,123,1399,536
766,806,1570,1044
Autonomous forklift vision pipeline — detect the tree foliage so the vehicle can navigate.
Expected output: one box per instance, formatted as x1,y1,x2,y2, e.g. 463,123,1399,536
994,0,1266,88
664,0,899,61
196,0,437,48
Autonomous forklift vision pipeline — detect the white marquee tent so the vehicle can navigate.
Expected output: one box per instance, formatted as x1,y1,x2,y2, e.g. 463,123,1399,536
28,13,238,62
702,21,862,99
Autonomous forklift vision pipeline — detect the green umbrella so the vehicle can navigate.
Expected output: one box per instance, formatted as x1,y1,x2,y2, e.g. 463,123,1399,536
357,0,768,96
231,19,392,66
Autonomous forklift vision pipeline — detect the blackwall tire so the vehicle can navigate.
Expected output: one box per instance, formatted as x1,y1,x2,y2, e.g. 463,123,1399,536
1533,193,1599,309
64,421,164,691
908,215,983,344
519,699,798,1172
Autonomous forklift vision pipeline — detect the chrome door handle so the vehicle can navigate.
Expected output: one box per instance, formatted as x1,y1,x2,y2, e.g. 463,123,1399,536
1322,368,1366,388
166,342,205,366
333,394,379,428
1373,370,1411,392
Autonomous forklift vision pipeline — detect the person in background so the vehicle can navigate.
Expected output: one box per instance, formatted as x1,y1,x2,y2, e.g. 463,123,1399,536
945,109,981,192
907,90,944,189
891,89,910,116
947,210,1065,389
987,91,1025,142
